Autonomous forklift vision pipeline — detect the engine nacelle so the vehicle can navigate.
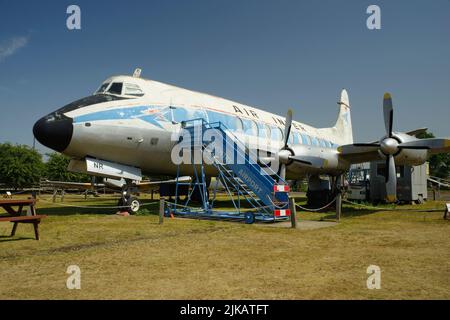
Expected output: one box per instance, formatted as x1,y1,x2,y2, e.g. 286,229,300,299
387,132,428,166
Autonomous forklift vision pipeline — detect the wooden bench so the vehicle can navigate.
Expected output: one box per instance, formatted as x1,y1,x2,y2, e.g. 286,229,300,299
0,215,47,240
0,199,46,240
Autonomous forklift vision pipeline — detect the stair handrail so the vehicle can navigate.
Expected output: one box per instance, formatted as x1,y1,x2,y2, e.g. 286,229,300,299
182,118,287,185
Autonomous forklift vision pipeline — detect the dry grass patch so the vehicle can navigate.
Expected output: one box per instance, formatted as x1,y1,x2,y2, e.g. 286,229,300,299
0,194,449,299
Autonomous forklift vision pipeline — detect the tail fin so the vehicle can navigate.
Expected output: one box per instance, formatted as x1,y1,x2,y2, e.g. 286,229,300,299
334,89,353,144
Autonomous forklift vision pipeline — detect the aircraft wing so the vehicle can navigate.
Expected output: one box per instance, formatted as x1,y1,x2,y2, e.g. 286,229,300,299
338,138,450,164
337,144,383,164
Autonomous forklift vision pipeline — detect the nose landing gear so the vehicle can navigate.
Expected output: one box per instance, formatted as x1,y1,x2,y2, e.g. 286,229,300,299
117,188,141,214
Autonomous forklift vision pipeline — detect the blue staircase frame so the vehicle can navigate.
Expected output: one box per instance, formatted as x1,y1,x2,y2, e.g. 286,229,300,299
168,118,290,223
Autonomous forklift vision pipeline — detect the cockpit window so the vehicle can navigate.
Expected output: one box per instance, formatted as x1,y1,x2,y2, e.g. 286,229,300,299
123,83,144,97
107,82,123,95
95,82,110,94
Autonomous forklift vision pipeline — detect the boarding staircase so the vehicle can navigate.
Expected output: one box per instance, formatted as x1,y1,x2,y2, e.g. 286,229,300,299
171,119,290,223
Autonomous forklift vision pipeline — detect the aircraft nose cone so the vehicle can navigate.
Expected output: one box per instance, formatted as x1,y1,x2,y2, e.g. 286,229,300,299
33,112,73,152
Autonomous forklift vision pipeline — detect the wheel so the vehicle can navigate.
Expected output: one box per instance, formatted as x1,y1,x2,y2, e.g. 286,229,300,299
129,197,141,213
245,212,255,224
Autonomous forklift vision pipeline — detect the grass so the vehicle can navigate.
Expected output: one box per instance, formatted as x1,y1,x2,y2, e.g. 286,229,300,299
0,192,449,299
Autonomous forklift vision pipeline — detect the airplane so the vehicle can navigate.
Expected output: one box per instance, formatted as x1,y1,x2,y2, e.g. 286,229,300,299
32,68,450,210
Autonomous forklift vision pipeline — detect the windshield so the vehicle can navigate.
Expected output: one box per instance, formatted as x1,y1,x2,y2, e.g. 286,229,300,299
123,83,144,97
95,81,144,97
95,82,110,94
107,82,123,95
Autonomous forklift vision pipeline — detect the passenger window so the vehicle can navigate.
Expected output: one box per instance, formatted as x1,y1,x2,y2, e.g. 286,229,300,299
265,124,272,139
301,134,310,145
242,119,258,136
311,136,319,146
319,139,327,148
234,117,244,132
257,122,269,139
279,128,284,141
235,117,244,132
293,133,301,144
289,131,294,144
271,127,283,141
108,82,123,95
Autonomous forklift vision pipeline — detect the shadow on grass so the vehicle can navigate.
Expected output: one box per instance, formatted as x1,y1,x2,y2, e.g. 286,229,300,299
321,208,379,220
0,235,34,242
37,200,160,216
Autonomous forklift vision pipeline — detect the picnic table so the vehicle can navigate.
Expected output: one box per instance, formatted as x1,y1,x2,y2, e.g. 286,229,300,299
0,199,47,240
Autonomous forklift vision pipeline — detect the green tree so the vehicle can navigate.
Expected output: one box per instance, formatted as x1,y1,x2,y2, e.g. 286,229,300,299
0,143,44,188
416,131,450,179
44,153,91,182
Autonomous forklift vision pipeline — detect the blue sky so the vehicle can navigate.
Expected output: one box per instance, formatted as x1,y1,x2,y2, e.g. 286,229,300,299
0,0,449,154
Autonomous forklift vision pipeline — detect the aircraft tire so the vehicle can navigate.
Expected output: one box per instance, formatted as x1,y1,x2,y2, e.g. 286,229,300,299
129,197,141,213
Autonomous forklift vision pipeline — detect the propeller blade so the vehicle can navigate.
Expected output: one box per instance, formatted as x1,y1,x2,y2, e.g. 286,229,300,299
399,138,450,154
385,155,397,202
398,146,430,150
383,93,394,137
279,164,286,181
283,109,293,149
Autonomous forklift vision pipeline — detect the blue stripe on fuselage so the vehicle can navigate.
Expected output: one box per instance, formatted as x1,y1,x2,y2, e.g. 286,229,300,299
73,106,164,128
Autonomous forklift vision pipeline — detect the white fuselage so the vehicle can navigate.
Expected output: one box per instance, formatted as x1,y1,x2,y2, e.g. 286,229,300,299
53,75,350,178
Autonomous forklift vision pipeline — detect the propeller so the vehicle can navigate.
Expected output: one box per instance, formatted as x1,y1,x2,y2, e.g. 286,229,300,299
341,93,447,202
382,93,398,202
276,109,293,181
276,109,315,181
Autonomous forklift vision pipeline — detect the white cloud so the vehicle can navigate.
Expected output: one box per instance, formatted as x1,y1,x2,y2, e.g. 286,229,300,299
0,36,29,62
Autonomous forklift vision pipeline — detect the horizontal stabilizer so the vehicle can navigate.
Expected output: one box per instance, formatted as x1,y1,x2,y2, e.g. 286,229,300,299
405,128,428,137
